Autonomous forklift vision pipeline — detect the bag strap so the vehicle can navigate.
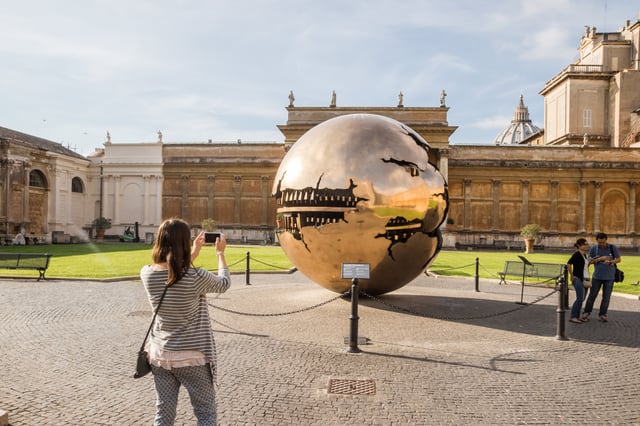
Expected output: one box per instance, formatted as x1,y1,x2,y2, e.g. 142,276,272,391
139,285,169,352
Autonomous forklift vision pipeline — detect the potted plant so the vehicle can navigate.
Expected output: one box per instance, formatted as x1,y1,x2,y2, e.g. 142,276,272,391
92,217,112,241
520,223,540,254
201,218,217,232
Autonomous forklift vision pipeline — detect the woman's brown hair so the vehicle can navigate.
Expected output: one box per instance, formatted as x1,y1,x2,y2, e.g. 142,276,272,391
574,238,588,249
152,218,192,286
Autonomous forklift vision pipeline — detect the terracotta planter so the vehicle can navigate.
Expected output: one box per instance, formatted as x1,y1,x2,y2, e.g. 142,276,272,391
95,228,106,241
524,238,534,254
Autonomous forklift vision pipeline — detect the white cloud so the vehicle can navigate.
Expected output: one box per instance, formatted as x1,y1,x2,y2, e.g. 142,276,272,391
0,0,637,151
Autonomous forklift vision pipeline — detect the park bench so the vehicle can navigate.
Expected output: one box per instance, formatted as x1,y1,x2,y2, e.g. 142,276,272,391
498,260,564,285
0,253,52,281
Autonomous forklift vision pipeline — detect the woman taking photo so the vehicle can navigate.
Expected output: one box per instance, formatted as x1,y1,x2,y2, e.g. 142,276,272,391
566,238,590,324
140,218,230,425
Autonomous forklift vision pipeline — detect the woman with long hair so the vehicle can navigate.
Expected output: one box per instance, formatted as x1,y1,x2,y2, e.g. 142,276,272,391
140,218,230,425
566,238,590,324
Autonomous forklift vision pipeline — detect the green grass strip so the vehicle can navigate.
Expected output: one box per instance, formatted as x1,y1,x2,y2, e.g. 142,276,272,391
0,244,638,296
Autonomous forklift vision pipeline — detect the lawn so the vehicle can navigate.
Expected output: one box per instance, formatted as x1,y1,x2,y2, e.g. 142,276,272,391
0,244,638,296
0,243,294,280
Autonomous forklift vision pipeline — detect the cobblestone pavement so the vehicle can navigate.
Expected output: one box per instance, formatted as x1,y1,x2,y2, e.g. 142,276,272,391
1,272,639,425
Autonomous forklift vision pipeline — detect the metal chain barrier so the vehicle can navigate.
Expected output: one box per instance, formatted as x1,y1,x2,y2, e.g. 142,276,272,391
250,256,292,270
207,254,564,327
427,262,476,274
478,262,502,279
207,291,348,317
225,257,245,268
359,287,558,321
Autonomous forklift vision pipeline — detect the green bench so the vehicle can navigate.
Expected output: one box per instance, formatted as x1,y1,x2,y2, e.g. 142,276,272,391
498,260,564,285
0,253,52,281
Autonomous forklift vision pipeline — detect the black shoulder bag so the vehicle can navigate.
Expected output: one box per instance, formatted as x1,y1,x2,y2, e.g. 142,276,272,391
610,245,624,283
134,285,169,378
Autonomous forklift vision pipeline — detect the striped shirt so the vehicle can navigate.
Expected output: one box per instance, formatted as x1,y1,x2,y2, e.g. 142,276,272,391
140,265,230,373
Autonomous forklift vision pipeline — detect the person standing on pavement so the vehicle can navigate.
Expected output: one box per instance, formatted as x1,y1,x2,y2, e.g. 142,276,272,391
140,218,230,425
582,232,620,323
566,238,590,324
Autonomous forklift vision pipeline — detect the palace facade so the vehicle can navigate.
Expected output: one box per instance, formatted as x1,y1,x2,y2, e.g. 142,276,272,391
1,12,639,249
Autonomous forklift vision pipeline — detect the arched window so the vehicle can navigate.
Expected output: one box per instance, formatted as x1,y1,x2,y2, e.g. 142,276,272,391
29,170,48,189
71,177,84,193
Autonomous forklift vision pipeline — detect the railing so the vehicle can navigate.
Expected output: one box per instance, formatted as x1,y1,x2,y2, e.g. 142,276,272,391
566,64,606,73
544,63,609,88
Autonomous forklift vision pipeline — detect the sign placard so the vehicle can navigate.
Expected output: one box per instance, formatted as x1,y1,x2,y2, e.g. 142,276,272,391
518,255,533,266
341,263,370,279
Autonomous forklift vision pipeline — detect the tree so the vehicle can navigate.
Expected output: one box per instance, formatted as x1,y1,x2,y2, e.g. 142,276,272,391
201,218,217,232
520,223,541,240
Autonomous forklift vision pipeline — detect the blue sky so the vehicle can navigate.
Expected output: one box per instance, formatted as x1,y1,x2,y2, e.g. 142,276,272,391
0,0,637,155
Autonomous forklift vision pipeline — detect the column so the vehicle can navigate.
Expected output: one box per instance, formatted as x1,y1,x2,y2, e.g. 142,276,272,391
491,179,500,231
143,175,151,225
233,176,242,224
578,181,587,234
593,181,602,233
549,180,558,232
42,164,49,233
65,170,72,225
102,175,111,220
207,176,216,219
629,182,637,235
113,176,121,224
438,149,449,182
155,175,163,225
261,176,270,226
180,175,189,219
463,179,472,230
520,180,530,227
0,160,12,230
22,162,30,227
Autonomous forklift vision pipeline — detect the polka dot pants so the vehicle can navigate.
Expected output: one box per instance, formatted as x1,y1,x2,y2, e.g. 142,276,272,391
151,364,216,426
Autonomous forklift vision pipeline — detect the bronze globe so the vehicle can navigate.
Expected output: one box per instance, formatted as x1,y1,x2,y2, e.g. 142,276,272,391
273,114,448,295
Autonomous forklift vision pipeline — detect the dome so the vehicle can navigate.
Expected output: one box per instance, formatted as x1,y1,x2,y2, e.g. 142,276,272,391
495,95,542,145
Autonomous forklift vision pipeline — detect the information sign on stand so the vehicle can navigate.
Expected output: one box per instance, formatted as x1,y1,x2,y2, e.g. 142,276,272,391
341,263,370,280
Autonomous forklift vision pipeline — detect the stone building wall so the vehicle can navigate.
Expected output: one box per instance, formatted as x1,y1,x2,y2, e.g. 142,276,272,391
161,143,284,242
445,145,640,250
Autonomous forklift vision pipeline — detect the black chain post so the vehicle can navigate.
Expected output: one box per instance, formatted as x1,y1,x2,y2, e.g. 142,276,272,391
245,251,251,285
563,267,570,310
475,257,479,292
556,265,567,340
347,278,361,353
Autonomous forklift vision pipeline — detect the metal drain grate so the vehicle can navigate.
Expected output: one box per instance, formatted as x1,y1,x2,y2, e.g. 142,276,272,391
328,379,376,395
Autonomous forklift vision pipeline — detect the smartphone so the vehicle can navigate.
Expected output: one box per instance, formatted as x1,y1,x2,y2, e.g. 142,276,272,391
204,232,220,244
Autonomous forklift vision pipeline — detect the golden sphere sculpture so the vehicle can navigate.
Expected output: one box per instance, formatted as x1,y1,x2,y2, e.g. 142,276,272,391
273,114,448,295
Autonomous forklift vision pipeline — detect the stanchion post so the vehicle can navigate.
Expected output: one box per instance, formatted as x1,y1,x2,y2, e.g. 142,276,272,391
245,251,251,285
347,278,361,353
562,265,569,310
475,257,479,292
555,266,567,340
